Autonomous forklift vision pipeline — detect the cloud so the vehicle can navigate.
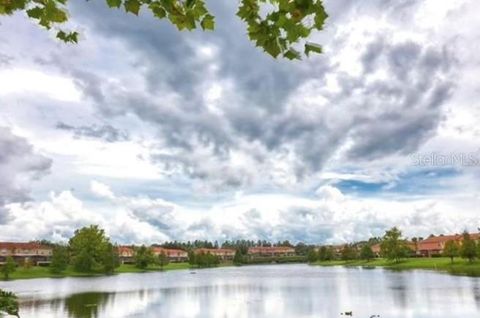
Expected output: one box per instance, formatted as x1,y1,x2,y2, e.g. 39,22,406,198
0,127,52,214
36,0,452,191
56,121,129,142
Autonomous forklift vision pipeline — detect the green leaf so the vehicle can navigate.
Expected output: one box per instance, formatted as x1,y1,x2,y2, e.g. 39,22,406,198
26,7,43,19
124,0,141,15
56,31,79,43
200,14,214,30
149,3,166,19
304,42,322,56
106,0,122,9
283,48,301,60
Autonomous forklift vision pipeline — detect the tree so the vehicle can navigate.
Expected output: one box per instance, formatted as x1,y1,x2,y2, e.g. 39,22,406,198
341,245,357,261
0,289,19,317
157,252,170,270
0,0,328,60
460,232,477,262
360,244,375,262
188,250,196,266
69,225,114,272
307,249,318,263
443,240,459,264
50,245,70,274
1,257,16,280
380,227,409,263
233,249,245,265
102,243,120,274
134,245,155,269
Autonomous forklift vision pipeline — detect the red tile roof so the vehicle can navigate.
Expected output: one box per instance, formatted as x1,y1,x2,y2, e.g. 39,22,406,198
418,233,480,251
152,247,188,257
194,248,235,255
0,242,51,250
118,246,135,257
248,246,295,254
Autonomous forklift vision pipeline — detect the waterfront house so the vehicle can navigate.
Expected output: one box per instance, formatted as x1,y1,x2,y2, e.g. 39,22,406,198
194,248,235,261
0,242,52,266
247,246,296,257
417,233,480,257
118,246,135,264
152,247,189,262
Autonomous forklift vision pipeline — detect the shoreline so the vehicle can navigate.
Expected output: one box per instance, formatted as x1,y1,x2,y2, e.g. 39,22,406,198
0,263,194,281
5,257,480,282
312,257,480,277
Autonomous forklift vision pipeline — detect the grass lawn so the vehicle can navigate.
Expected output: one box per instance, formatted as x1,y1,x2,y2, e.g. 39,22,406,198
313,257,480,276
2,262,192,281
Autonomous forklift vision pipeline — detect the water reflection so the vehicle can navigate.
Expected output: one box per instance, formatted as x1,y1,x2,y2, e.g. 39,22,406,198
64,292,112,318
2,265,480,318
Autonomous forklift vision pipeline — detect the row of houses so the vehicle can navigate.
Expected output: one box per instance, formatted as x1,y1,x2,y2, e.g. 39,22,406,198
369,233,480,257
118,246,296,264
0,242,297,266
0,242,53,266
7,232,472,266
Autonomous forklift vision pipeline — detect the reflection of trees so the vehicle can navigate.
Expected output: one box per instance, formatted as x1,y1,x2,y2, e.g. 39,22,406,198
389,273,409,308
64,292,112,318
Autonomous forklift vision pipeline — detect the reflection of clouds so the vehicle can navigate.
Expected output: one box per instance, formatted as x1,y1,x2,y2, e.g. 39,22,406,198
8,266,480,317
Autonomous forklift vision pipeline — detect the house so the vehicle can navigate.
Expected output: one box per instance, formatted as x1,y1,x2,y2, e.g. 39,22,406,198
152,247,188,262
371,243,381,257
118,246,135,264
0,242,53,266
417,233,480,257
194,248,235,261
247,246,296,257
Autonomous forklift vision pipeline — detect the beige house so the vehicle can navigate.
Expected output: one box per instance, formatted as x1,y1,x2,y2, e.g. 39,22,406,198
0,242,53,265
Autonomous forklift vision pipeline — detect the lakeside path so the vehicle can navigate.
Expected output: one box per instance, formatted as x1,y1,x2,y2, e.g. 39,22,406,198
313,257,480,277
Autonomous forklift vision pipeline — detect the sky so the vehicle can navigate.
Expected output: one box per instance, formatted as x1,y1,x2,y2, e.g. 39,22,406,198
1,0,480,245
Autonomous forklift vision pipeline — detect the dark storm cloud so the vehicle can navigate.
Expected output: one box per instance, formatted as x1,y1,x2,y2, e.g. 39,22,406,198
56,121,129,142
48,0,456,187
0,127,52,213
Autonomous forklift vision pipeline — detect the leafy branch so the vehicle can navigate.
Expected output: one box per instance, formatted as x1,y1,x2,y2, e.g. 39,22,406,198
0,0,328,59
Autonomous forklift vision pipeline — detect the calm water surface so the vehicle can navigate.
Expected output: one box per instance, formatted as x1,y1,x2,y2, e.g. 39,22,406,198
1,264,480,318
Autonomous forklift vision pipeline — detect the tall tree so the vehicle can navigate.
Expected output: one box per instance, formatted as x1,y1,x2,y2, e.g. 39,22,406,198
460,232,477,262
443,240,459,264
0,289,19,317
233,249,245,265
1,257,16,280
50,245,70,274
157,252,170,270
102,243,120,274
360,244,375,262
380,227,409,263
134,245,155,269
341,245,357,261
307,249,318,263
69,225,113,272
0,0,328,60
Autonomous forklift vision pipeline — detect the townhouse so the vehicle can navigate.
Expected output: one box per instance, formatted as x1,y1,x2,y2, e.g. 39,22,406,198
152,247,188,262
194,248,236,261
247,246,296,257
417,233,480,257
0,242,53,265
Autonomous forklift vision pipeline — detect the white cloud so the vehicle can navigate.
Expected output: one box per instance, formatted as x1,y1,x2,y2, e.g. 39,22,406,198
0,68,81,102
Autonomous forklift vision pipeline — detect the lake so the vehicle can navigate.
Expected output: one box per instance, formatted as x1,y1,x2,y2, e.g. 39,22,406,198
2,264,480,317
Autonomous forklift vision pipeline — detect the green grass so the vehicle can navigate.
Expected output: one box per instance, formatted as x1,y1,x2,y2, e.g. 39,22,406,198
1,263,193,281
313,257,480,276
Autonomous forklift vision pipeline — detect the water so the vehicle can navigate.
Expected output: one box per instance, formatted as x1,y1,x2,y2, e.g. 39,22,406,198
1,264,480,318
